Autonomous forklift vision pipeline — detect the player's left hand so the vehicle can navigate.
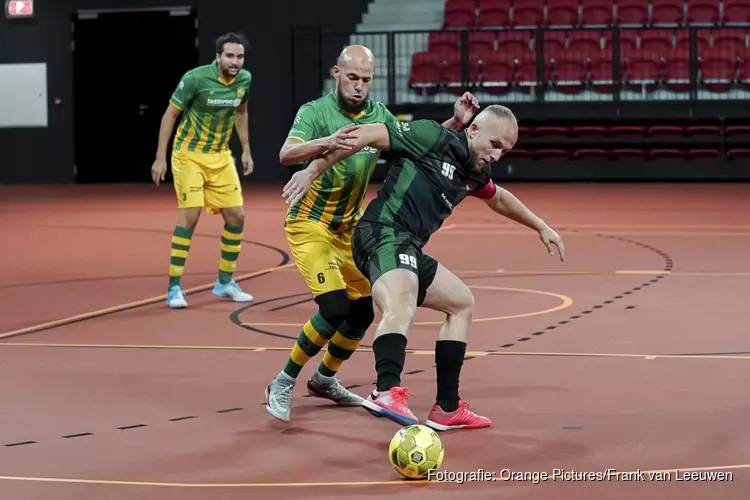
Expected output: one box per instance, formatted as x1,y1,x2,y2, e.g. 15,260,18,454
241,150,254,176
453,92,480,126
282,168,314,206
538,225,565,262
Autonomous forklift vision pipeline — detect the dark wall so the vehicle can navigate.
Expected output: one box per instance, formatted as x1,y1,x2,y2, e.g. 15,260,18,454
0,0,372,183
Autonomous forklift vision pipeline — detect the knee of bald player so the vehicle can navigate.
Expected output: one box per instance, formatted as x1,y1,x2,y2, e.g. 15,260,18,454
346,296,375,331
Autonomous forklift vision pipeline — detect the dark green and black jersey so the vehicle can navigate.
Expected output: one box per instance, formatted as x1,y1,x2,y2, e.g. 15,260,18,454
359,119,493,246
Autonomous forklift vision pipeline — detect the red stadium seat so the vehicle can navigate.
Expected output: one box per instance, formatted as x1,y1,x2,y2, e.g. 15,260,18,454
616,0,650,24
503,149,533,161
589,58,614,92
548,55,589,92
687,148,721,159
535,149,570,160
480,52,515,93
444,0,477,28
572,125,608,136
651,0,687,25
543,30,568,60
428,32,461,56
663,51,691,92
610,125,647,136
700,57,738,91
533,126,571,136
612,148,647,159
726,148,750,159
580,0,614,25
622,57,662,90
468,31,496,58
722,0,750,24
512,0,544,26
650,148,686,159
515,60,538,89
674,29,710,52
546,0,580,26
686,125,721,135
574,148,610,159
649,125,685,136
686,0,720,24
497,30,536,53
477,0,511,27
409,52,444,93
725,125,750,135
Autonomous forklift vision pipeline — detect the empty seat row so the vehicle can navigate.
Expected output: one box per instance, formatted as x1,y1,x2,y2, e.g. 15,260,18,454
408,50,750,92
518,124,750,135
502,148,750,159
444,0,750,28
426,28,750,57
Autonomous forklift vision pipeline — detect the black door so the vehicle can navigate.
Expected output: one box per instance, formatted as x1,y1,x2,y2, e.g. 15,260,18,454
72,8,198,183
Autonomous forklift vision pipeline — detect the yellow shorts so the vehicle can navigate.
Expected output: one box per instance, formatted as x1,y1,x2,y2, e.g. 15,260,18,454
171,149,243,214
285,219,371,301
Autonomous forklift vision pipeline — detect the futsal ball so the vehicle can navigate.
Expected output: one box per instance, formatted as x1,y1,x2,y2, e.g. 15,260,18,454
388,424,445,479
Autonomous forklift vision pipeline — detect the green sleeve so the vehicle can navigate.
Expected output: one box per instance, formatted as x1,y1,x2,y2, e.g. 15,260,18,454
241,72,252,104
169,72,197,111
287,103,321,142
384,119,442,159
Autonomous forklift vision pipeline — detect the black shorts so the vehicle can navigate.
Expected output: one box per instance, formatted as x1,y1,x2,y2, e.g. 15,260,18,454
352,221,438,306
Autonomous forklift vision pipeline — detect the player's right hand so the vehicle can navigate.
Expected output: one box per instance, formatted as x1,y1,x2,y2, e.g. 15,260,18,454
325,124,360,152
151,159,167,186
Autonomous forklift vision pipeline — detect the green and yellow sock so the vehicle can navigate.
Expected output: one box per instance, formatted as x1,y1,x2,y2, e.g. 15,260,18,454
282,313,337,379
317,322,366,378
168,226,194,289
218,224,243,284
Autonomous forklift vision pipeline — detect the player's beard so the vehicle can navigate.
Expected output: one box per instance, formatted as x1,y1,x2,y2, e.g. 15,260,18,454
336,88,367,115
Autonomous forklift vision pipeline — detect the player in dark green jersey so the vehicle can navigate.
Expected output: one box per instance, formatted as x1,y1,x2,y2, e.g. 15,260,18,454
264,45,479,423
302,104,565,430
151,32,254,309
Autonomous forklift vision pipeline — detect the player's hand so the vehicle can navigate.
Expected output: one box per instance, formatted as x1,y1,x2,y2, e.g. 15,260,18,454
453,92,480,127
241,150,254,176
151,158,167,186
282,169,314,207
538,225,565,262
324,124,360,152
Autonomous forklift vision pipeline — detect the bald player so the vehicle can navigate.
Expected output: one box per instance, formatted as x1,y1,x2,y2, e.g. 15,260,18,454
264,45,479,423
298,105,565,430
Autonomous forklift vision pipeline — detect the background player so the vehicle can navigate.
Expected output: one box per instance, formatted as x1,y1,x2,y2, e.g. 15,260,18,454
295,105,564,430
264,44,479,423
151,32,255,309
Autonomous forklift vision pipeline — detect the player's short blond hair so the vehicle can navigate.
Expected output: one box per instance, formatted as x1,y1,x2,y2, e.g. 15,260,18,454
481,104,518,128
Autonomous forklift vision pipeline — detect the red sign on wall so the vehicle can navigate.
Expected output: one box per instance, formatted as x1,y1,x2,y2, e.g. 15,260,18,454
6,0,35,18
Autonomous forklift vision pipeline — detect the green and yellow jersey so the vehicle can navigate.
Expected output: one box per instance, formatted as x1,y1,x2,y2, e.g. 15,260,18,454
285,91,401,233
169,61,252,155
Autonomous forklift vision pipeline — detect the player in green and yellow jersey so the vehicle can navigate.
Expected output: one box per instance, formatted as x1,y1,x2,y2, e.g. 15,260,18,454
151,32,255,309
264,44,479,423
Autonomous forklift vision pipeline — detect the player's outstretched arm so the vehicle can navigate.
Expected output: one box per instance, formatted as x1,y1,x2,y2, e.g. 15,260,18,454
281,124,391,206
279,126,360,166
473,182,565,261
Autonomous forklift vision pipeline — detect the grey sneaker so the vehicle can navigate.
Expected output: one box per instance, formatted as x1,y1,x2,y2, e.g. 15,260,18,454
265,376,295,422
307,374,364,406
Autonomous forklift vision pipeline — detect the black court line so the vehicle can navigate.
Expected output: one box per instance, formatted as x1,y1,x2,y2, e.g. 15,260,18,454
0,225,290,341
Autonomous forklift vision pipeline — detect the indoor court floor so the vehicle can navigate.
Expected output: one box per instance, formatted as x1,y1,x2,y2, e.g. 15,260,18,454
0,182,747,500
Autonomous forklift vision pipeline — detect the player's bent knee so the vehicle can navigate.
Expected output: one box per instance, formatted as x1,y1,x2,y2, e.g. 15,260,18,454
314,290,350,329
346,296,375,331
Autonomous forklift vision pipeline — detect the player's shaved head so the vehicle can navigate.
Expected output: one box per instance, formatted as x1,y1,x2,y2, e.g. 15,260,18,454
337,45,375,68
466,105,518,170
333,45,375,115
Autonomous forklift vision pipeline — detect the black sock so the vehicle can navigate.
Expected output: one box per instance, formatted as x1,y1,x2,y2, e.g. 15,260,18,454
435,340,467,412
373,333,407,392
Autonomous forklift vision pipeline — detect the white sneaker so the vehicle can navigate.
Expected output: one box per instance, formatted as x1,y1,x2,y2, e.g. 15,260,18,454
212,280,253,302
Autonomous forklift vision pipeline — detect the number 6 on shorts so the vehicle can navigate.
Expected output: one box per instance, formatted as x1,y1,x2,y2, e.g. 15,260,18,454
399,253,418,269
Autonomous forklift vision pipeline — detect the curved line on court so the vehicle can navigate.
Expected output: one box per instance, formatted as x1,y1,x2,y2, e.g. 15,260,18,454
238,286,573,331
0,462,746,488
0,227,293,340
